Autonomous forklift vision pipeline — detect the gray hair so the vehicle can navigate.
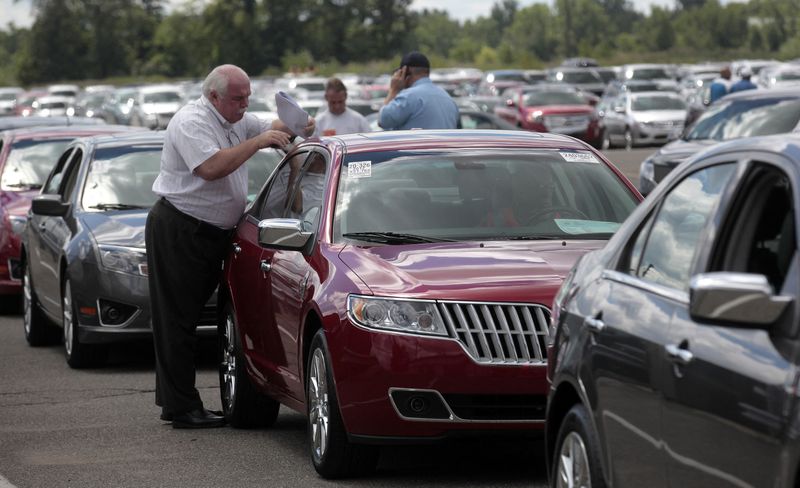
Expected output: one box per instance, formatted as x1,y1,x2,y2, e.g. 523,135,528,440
202,64,249,98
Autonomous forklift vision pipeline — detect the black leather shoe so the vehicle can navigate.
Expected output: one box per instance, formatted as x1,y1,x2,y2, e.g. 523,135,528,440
171,409,227,429
161,409,223,422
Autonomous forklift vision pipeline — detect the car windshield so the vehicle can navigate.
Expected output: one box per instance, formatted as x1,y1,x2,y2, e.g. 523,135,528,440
631,95,686,111
0,93,17,101
82,145,162,210
0,139,72,190
523,91,585,106
143,92,182,103
685,97,800,141
561,71,601,84
334,149,638,243
777,71,800,81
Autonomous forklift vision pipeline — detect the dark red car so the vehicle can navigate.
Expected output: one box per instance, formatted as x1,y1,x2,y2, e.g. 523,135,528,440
494,84,602,148
219,130,641,478
0,125,144,303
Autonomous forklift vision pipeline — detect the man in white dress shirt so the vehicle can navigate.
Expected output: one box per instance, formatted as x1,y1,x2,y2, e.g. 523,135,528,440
314,77,371,136
146,64,314,429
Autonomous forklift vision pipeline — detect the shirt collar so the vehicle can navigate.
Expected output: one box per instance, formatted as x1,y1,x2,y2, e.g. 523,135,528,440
200,95,233,130
410,77,432,88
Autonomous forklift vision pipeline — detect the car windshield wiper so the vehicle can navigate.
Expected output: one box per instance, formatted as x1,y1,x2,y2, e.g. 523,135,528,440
507,234,564,240
342,231,455,244
510,232,612,241
88,203,149,210
4,183,42,190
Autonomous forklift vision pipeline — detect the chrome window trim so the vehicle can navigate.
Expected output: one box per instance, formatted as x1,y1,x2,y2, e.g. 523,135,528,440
603,269,689,304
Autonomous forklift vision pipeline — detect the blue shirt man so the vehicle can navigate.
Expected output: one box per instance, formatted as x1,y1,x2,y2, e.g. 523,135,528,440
379,51,458,130
708,66,732,104
729,66,758,94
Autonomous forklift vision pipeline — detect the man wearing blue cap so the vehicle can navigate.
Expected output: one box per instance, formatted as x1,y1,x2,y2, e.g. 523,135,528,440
379,51,459,130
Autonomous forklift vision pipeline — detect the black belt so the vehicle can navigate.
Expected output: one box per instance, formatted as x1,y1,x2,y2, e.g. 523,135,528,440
158,197,232,239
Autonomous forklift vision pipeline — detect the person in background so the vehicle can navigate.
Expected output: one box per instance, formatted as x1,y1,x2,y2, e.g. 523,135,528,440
146,64,314,429
729,65,758,94
314,77,371,136
379,51,459,130
708,65,732,103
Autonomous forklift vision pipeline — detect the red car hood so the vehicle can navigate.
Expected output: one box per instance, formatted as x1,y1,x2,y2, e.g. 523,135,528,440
2,189,37,217
338,240,604,303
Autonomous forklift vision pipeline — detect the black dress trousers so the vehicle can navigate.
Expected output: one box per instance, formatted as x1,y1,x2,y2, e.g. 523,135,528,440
145,198,231,415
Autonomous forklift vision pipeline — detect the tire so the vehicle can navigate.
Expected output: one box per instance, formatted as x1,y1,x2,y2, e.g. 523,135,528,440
551,404,606,488
63,277,107,368
218,303,280,428
600,129,611,150
624,127,633,151
22,262,59,346
307,329,378,479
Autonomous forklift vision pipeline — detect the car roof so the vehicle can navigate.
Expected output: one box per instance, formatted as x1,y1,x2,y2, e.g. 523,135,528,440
80,130,165,149
320,129,594,153
688,132,800,166
720,86,800,101
3,124,144,141
0,116,107,131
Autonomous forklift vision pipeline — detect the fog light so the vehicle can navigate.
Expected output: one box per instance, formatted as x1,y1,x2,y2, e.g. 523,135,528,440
98,299,138,326
408,396,428,414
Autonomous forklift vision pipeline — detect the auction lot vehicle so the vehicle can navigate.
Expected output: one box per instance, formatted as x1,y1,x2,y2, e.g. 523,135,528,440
547,132,799,488
218,129,641,478
639,87,800,196
22,132,282,368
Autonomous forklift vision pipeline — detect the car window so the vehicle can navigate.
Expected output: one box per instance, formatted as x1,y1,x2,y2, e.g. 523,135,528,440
41,147,75,194
711,163,796,293
60,148,84,202
286,152,328,231
631,163,736,291
631,95,686,111
246,148,282,203
686,97,800,141
334,148,639,242
1,138,73,191
256,151,310,220
523,91,585,106
81,145,162,209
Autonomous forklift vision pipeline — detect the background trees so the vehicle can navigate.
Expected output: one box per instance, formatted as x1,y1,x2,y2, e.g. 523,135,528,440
0,0,799,85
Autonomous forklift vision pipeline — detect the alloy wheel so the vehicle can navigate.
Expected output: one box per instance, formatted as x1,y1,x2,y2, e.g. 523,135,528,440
624,128,633,151
63,280,74,356
23,266,33,336
221,313,237,413
556,431,591,488
308,348,330,461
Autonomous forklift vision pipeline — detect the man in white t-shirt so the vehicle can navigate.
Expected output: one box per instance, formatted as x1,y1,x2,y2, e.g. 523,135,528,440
314,77,371,136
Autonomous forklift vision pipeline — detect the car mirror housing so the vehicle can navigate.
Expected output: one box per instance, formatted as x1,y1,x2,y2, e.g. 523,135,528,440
258,218,312,250
689,272,793,326
31,194,69,217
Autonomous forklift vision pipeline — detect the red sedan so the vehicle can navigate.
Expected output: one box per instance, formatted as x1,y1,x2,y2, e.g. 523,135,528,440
0,125,144,302
219,129,641,478
494,84,603,148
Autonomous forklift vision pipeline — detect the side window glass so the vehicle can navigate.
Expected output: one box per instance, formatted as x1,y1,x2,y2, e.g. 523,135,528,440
59,149,84,202
286,152,328,231
258,152,309,220
42,148,75,194
636,164,735,290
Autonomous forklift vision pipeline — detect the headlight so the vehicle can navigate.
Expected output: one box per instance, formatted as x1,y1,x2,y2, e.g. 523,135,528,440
527,110,544,124
98,244,148,276
9,215,27,236
347,295,448,337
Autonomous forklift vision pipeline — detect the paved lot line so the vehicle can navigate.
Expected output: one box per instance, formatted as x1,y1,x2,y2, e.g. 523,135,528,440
0,473,17,488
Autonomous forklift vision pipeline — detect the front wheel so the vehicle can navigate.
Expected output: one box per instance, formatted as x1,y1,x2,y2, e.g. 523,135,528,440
218,303,279,428
552,404,606,488
624,127,633,151
63,277,107,368
307,329,378,479
23,262,59,346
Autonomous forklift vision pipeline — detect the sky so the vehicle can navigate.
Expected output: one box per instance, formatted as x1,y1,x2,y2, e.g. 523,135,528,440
0,0,685,29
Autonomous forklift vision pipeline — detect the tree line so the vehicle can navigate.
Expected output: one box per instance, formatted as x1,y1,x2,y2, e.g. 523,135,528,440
0,0,799,86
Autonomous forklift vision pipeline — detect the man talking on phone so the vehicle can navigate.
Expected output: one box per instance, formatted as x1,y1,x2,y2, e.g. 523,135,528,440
378,51,459,130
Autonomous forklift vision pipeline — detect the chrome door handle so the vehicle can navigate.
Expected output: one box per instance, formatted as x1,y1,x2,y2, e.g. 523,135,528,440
584,317,605,332
665,344,693,365
260,260,271,273
232,243,241,254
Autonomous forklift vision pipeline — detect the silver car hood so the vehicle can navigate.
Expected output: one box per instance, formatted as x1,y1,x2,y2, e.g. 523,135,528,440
84,211,148,248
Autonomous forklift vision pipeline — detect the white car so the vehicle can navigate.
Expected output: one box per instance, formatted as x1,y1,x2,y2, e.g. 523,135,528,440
130,85,183,129
33,95,75,117
601,91,687,149
0,87,23,115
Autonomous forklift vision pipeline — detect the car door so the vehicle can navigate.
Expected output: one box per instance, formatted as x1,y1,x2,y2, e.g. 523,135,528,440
230,151,310,396
261,151,328,402
661,156,798,488
584,162,737,487
30,147,83,316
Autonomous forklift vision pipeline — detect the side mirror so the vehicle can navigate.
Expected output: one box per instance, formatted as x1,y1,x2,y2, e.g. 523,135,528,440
31,194,69,217
689,272,792,326
258,218,312,250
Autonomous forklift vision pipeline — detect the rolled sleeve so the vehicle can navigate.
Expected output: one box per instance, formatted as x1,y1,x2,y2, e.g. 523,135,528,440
173,118,220,172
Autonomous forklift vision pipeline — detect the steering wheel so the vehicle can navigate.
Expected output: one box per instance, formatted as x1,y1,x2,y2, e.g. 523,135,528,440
524,206,589,225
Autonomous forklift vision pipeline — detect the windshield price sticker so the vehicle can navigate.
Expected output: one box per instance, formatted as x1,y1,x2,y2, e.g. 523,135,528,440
347,161,372,178
560,152,599,164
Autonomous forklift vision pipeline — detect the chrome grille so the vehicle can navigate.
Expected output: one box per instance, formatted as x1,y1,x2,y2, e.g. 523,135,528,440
437,301,550,365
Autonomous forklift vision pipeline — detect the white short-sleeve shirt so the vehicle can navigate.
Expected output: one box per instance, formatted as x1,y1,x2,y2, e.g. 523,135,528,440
313,107,371,136
153,96,271,228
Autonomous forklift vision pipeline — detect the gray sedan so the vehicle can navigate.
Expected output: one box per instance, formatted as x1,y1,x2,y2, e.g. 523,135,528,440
600,91,687,150
22,132,282,368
